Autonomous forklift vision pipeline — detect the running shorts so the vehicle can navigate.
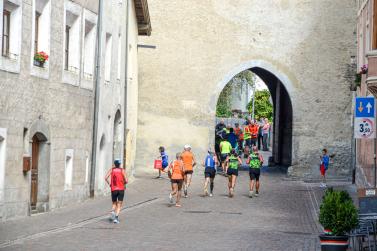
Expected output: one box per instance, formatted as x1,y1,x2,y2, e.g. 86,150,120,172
204,168,216,178
227,168,238,176
111,190,125,202
249,168,261,181
184,170,193,175
221,153,229,162
171,179,183,184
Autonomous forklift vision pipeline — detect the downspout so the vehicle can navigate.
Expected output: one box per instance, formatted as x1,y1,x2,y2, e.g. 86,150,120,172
90,0,103,197
123,0,130,172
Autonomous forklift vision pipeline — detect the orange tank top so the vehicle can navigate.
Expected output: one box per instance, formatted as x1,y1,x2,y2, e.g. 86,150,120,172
181,151,194,171
171,160,184,180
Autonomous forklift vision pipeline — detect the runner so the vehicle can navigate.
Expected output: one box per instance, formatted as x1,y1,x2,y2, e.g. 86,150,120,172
219,136,232,174
203,149,218,197
156,146,169,179
181,145,196,198
165,153,185,207
104,159,128,224
247,146,264,198
226,149,242,197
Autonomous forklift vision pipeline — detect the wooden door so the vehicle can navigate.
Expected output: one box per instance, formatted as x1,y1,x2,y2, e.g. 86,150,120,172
30,135,39,209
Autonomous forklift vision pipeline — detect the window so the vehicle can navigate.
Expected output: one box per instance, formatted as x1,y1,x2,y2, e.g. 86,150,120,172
64,149,73,190
83,13,96,81
34,12,40,55
373,0,377,49
64,4,81,74
64,25,70,70
2,10,10,57
104,33,112,83
117,34,121,80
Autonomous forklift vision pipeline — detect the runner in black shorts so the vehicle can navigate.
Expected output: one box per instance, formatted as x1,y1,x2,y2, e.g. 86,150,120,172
111,190,125,202
203,149,218,197
247,146,264,198
226,149,242,197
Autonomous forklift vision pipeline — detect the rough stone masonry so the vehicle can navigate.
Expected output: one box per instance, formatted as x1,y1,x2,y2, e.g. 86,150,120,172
136,0,356,178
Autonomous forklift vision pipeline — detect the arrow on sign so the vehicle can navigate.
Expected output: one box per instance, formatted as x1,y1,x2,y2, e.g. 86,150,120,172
359,102,364,113
367,102,372,113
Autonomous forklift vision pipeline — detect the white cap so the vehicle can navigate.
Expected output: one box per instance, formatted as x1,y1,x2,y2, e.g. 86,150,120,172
184,144,191,150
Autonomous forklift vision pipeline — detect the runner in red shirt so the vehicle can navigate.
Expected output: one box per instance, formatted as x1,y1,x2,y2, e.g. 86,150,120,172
105,159,128,224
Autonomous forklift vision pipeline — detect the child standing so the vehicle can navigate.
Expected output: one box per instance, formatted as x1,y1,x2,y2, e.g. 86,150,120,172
105,159,128,224
320,149,330,187
157,146,169,179
166,153,185,207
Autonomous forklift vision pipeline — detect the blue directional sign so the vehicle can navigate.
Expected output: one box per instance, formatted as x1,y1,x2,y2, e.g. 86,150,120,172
356,97,375,118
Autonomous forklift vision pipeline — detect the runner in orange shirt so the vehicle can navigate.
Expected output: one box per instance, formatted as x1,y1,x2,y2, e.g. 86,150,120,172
165,153,185,207
181,145,197,198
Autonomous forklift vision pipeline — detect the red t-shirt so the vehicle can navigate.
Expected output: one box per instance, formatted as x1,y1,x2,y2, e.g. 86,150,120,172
111,168,125,191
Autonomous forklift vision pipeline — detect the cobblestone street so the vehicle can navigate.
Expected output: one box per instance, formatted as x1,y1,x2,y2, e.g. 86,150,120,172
0,161,355,251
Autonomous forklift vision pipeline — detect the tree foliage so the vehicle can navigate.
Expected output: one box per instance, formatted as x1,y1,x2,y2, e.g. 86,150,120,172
247,90,273,121
216,71,255,117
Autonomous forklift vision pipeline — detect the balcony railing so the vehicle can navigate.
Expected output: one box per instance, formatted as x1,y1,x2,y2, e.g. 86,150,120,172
366,51,377,97
65,65,79,74
83,72,93,80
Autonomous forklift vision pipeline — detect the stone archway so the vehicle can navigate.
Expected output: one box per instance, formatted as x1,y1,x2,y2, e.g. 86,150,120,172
211,60,294,167
29,119,50,214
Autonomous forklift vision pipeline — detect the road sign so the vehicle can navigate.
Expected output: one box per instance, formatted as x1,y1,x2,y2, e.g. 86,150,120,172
355,117,376,139
356,97,375,118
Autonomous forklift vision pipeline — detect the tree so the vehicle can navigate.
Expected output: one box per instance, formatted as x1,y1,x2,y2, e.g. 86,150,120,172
216,71,255,117
248,90,273,121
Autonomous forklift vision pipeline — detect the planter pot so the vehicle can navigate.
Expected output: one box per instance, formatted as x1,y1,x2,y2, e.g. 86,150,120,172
34,60,45,68
319,234,349,251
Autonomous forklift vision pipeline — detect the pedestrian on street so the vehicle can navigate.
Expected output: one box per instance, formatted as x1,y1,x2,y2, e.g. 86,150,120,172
257,117,264,150
320,149,330,187
234,123,243,154
219,136,232,174
243,121,252,148
105,159,128,224
249,120,259,147
228,127,238,151
262,118,270,151
156,146,169,179
203,149,218,197
226,149,242,197
181,145,196,198
166,153,185,207
247,146,263,198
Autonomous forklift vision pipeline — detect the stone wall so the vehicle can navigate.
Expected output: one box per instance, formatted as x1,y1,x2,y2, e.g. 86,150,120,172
137,0,356,178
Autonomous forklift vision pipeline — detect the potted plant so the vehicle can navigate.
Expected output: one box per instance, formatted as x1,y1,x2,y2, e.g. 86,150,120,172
318,188,358,251
34,51,49,67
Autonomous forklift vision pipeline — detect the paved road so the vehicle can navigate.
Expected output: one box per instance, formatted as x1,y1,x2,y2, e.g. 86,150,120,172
0,163,332,251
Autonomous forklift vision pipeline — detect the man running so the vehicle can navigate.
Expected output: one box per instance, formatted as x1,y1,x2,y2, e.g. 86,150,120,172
219,136,232,174
166,153,185,207
226,149,242,197
181,145,196,198
105,159,128,224
247,146,264,198
203,149,218,197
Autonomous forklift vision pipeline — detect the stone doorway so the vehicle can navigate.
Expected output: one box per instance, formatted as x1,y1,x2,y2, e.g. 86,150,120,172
30,132,50,213
214,66,293,167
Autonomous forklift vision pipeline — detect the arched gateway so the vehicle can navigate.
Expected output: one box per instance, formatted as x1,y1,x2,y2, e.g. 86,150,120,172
136,0,355,178
211,60,294,166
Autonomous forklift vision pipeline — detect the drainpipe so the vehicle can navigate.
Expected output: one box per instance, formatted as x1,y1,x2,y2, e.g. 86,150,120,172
123,0,130,172
90,0,103,197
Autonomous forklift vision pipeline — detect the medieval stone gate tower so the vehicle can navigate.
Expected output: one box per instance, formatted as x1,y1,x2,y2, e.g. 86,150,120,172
136,0,356,178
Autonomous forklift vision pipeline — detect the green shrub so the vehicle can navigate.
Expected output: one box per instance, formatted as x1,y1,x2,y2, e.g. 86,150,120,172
319,188,358,236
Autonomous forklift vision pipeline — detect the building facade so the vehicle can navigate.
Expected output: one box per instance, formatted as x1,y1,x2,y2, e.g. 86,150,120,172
0,0,150,220
356,0,377,187
137,0,356,178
